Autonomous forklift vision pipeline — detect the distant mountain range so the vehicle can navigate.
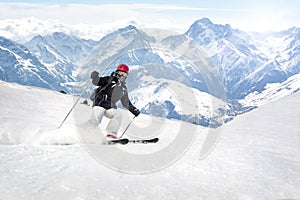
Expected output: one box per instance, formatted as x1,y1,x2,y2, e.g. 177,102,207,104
0,36,62,90
0,17,299,127
190,18,300,96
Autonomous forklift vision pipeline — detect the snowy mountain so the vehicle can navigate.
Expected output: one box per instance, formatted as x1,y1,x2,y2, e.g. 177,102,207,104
0,34,98,93
24,32,98,92
129,76,227,127
25,32,98,65
0,80,299,199
185,18,293,99
253,27,300,75
285,28,300,74
0,36,63,90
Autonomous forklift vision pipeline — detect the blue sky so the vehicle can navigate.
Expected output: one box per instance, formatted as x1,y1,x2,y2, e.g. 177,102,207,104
0,0,300,32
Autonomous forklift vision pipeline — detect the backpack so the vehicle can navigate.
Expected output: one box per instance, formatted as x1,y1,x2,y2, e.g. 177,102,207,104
89,86,101,101
90,74,114,102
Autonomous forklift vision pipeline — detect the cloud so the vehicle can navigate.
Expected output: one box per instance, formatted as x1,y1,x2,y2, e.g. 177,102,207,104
0,2,299,33
0,2,205,22
0,2,198,34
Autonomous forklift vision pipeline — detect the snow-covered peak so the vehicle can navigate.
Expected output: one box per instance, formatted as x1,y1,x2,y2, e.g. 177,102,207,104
186,17,233,40
25,31,98,64
195,17,213,26
98,25,142,45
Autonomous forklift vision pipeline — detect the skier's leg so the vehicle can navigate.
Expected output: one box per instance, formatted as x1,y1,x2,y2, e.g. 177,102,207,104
105,108,122,137
90,106,106,127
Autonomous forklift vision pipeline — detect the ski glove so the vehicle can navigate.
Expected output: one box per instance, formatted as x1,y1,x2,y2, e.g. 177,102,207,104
91,71,99,79
132,108,140,117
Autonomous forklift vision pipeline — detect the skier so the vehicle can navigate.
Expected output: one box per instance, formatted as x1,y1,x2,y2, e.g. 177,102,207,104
90,64,140,140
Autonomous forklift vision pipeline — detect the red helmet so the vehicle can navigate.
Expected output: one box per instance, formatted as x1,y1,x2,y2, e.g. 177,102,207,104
116,64,129,73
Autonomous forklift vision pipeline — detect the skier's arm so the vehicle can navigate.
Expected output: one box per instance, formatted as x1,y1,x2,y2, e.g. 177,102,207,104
91,71,99,85
121,92,140,116
91,72,109,86
92,77,100,86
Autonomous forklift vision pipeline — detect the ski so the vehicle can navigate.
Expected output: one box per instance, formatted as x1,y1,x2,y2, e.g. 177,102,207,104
105,137,159,145
58,138,159,145
106,138,129,145
128,137,159,144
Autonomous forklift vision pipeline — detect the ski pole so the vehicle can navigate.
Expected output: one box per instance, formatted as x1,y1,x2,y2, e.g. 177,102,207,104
120,116,136,138
57,80,90,129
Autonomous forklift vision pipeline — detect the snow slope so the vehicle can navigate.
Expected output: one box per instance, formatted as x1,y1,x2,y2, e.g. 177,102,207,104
240,72,300,107
0,81,299,199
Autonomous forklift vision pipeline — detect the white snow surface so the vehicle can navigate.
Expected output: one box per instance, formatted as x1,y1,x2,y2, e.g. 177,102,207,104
0,80,299,199
240,73,300,107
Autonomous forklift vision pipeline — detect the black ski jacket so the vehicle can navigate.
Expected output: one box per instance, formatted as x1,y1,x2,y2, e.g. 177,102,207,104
92,72,137,114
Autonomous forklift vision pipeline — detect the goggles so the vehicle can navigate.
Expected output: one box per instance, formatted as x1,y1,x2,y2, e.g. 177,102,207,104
117,70,128,77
